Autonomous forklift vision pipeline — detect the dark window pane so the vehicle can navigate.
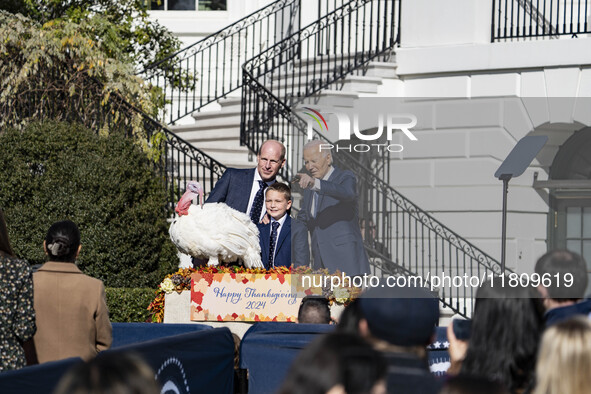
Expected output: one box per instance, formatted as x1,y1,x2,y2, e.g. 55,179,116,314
567,239,581,255
567,206,582,238
584,207,591,238
584,240,591,268
169,0,196,10
150,0,165,10
199,0,227,11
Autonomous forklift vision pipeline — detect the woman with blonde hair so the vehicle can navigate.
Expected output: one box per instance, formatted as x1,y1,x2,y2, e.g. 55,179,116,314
534,316,591,394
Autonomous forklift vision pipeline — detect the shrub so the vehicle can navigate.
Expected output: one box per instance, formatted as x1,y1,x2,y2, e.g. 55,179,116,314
106,288,156,323
0,121,178,287
0,11,157,135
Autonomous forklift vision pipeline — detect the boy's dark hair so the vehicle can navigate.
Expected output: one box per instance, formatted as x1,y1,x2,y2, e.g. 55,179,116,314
266,182,291,201
298,296,331,324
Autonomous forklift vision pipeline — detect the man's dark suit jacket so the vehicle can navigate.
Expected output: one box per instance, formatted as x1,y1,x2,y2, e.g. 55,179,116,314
206,167,311,269
297,167,370,275
205,168,256,213
291,217,310,267
257,215,292,270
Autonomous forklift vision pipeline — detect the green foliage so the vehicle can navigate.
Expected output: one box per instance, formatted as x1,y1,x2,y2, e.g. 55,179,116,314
8,0,181,74
0,11,157,135
0,121,178,288
106,287,156,322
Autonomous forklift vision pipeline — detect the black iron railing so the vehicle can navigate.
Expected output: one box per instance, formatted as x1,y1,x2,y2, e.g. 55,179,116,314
141,0,301,124
241,0,509,316
101,87,228,216
358,161,512,316
492,0,591,41
241,0,400,176
9,71,227,217
249,100,507,316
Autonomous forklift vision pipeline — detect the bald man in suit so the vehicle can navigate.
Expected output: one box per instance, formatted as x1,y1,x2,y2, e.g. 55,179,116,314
206,140,286,224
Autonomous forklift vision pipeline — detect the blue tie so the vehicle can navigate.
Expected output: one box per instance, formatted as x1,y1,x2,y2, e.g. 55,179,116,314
269,221,280,268
311,191,319,217
250,180,266,223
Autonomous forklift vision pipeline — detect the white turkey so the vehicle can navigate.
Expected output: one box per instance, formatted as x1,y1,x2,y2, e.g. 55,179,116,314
169,181,264,269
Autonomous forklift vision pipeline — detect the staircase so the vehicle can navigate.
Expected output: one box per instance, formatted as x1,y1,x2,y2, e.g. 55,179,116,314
170,97,253,169
143,0,508,318
169,60,398,169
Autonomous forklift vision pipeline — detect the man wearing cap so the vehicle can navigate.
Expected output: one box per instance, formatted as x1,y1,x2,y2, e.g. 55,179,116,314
357,285,441,393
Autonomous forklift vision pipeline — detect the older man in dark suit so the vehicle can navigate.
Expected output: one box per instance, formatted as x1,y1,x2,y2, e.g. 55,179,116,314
206,140,286,224
296,140,369,275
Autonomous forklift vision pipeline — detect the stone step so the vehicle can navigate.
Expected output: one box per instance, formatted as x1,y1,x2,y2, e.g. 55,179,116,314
194,138,244,150
170,117,251,168
168,58,397,174
365,61,399,79
336,75,384,93
191,108,242,125
217,96,242,110
296,89,359,107
270,72,383,95
293,53,396,70
172,144,252,168
169,124,239,140
201,145,254,165
170,151,252,173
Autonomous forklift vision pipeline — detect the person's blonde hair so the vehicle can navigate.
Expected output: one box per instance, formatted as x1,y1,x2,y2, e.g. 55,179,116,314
534,317,591,394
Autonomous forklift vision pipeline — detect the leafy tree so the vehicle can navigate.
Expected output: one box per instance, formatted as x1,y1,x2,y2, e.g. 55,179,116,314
4,0,181,75
0,11,156,136
0,2,192,134
0,121,178,288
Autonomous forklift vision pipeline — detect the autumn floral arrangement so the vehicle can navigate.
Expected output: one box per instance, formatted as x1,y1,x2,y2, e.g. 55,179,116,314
147,265,360,323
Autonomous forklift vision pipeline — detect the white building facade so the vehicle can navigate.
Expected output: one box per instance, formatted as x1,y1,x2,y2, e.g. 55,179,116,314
149,0,591,287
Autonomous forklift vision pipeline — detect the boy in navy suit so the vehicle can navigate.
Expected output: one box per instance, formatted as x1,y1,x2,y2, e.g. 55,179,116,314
258,182,292,269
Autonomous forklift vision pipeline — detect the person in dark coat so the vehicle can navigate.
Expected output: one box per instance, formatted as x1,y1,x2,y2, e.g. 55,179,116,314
0,208,36,371
257,182,292,269
357,285,442,394
534,249,591,326
206,140,286,224
296,140,369,275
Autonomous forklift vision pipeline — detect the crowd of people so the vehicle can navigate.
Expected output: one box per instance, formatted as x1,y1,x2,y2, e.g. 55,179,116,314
282,248,591,394
2,138,591,394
